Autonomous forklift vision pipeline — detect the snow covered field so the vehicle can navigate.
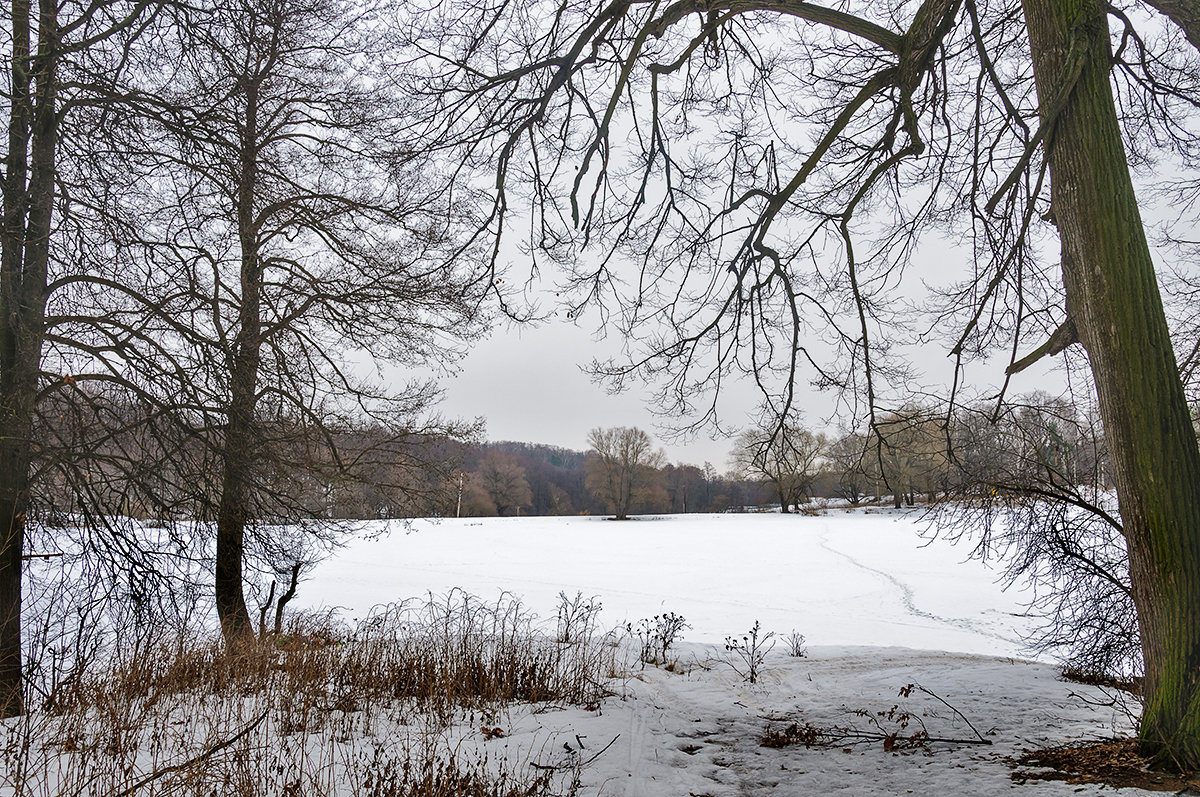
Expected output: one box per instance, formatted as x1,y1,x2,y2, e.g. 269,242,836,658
300,508,1031,658
288,509,1144,796
7,509,1144,796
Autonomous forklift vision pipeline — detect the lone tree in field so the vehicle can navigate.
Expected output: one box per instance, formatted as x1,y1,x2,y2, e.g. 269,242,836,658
413,0,1200,766
732,420,826,513
584,427,665,520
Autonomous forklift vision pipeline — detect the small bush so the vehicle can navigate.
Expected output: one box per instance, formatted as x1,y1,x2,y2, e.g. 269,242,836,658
784,630,807,658
556,591,602,645
629,612,689,667
724,621,775,683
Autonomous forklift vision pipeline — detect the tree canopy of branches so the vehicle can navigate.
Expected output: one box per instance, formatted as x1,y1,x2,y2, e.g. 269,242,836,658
939,391,1135,677
0,0,489,715
413,0,1200,766
103,0,489,644
584,426,665,520
0,0,177,720
731,419,825,513
869,407,949,507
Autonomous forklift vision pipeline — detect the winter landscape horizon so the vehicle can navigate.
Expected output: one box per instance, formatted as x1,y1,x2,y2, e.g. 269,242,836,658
9,0,1200,789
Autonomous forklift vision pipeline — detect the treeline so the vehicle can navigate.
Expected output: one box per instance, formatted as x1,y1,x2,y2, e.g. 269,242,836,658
457,391,1114,518
35,389,1113,522
453,439,771,517
34,384,467,525
32,390,773,521
731,391,1112,513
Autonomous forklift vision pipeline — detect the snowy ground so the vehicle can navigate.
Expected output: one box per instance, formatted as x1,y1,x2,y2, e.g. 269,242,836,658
294,509,1145,795
301,509,1031,656
480,645,1136,796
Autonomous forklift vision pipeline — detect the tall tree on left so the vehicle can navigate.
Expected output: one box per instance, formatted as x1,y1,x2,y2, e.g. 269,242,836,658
0,0,163,717
117,0,489,646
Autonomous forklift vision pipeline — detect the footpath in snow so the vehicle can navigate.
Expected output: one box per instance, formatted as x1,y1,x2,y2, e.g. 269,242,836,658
294,510,1146,796
303,509,1031,656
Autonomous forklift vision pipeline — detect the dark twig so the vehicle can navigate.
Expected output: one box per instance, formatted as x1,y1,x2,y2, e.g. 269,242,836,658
112,709,270,797
915,683,992,744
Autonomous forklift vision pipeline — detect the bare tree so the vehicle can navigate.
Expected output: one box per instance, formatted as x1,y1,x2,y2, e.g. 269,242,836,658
98,0,489,645
872,407,949,508
732,419,826,513
473,450,532,516
826,431,871,506
941,392,1132,678
0,0,178,718
412,0,1200,765
584,427,665,520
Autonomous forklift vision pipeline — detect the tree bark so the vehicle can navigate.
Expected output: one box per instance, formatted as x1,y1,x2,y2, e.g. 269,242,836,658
1140,0,1200,52
214,78,261,647
0,0,58,718
1023,0,1200,768
214,389,255,645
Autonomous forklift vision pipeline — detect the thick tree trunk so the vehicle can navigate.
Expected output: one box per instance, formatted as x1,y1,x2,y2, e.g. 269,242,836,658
0,461,28,718
1023,0,1200,768
214,84,261,647
214,397,255,645
0,1,58,717
214,284,259,645
615,470,631,519
1141,0,1200,52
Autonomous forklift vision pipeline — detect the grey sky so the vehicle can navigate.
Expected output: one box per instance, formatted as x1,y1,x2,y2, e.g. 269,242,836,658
425,274,1075,471
433,316,754,468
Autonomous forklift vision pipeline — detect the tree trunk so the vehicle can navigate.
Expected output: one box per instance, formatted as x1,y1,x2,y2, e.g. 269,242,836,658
214,82,262,647
1023,0,1200,767
214,399,255,644
0,0,58,718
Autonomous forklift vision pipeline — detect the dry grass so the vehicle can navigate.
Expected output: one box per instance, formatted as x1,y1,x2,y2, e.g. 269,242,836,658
2,590,621,796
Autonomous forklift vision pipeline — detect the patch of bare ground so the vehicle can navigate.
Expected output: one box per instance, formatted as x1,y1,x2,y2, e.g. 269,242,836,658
1011,737,1200,792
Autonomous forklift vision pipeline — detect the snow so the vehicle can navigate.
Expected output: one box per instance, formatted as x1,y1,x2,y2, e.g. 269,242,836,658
301,509,1031,657
293,509,1144,795
11,509,1146,795
491,645,1136,795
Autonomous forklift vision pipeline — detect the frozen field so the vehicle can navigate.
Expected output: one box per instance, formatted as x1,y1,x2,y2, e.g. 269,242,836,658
10,509,1147,796
300,508,1033,658
290,509,1145,795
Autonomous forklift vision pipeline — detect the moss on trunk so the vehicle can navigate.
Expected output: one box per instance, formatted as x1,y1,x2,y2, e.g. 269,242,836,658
1023,0,1200,768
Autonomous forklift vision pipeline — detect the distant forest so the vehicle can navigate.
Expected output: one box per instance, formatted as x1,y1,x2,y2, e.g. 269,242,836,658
35,390,1103,522
455,440,775,517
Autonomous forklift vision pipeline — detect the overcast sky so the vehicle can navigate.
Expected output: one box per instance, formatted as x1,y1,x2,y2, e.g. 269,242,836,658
419,282,1072,471
429,315,758,468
